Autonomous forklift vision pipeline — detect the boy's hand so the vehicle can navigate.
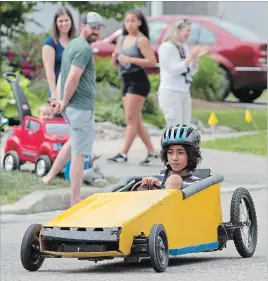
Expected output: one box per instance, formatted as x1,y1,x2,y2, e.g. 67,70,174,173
141,177,160,187
131,177,161,191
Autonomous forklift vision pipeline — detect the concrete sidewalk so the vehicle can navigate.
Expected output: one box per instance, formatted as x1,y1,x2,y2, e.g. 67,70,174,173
0,130,267,215
92,131,267,187
2,130,265,187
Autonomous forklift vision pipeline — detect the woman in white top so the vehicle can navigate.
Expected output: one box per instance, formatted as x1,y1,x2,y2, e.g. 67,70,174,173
157,18,203,127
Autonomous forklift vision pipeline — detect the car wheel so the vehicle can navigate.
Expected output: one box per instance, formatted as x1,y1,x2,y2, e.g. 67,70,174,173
3,150,20,171
233,89,263,103
20,224,45,271
230,187,258,258
218,67,231,101
35,155,52,177
148,224,169,272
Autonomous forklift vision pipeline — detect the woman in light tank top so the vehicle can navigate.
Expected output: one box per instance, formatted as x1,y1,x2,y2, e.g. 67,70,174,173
107,10,159,166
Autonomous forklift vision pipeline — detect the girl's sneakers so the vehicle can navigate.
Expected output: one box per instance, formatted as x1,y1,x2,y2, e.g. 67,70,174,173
107,152,158,166
107,153,128,163
140,153,159,166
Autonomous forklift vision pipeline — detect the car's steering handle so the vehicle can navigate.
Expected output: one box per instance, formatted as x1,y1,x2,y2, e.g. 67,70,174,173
130,181,162,191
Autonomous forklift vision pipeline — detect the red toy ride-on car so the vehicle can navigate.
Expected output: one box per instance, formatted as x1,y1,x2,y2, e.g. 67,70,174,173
2,72,70,177
3,116,69,177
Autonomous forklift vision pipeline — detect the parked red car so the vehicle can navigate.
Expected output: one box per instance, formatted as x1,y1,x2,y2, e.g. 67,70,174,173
92,15,267,102
3,116,69,177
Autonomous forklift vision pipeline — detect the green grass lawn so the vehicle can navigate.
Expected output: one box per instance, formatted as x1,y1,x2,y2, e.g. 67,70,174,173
193,108,267,131
201,130,267,156
0,171,70,205
95,97,267,131
0,171,118,206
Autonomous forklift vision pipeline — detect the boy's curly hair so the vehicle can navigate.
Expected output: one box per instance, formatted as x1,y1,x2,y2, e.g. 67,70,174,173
160,144,202,171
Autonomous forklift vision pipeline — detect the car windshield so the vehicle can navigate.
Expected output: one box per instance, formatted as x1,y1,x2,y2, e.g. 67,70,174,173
45,123,70,135
211,18,265,41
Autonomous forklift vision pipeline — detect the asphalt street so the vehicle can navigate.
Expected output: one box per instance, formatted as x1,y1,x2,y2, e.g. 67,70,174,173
1,189,267,281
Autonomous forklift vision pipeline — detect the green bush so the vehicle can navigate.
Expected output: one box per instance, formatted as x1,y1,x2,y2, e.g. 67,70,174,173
95,99,165,128
95,81,121,102
95,100,126,126
95,56,122,89
0,72,47,120
144,110,165,129
148,74,160,93
1,32,49,81
142,93,158,115
190,55,224,101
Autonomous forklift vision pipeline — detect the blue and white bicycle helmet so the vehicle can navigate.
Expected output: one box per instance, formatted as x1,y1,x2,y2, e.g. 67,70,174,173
161,124,201,149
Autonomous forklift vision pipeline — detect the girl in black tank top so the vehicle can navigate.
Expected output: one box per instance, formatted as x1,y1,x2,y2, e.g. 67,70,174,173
107,10,159,166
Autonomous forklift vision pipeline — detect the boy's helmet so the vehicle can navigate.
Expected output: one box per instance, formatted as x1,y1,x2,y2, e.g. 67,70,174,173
161,124,200,149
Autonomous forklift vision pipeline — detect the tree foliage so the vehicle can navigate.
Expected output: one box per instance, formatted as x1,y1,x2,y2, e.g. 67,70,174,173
0,2,40,38
66,1,145,21
0,1,145,39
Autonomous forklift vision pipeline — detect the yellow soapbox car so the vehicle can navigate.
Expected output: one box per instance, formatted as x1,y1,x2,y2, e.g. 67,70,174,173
20,169,258,273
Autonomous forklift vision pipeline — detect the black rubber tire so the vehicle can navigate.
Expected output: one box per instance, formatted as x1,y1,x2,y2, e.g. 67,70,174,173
230,187,258,258
35,155,52,177
148,224,169,273
233,89,263,103
218,67,232,101
3,150,21,171
20,224,45,271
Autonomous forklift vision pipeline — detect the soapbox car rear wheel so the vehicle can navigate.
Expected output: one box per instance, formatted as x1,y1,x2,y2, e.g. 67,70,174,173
21,224,45,271
230,187,258,258
35,155,52,177
3,150,20,171
148,224,169,272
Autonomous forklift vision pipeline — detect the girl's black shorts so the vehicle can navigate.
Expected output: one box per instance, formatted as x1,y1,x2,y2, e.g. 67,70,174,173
122,69,150,97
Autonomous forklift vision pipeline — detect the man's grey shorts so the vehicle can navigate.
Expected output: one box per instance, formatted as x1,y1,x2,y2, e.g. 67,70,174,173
63,106,95,156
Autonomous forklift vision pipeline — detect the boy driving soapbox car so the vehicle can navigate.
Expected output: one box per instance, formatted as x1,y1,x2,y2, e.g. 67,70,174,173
20,125,258,273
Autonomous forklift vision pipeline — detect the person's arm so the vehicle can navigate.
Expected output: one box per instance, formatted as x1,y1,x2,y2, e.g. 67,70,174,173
128,36,157,68
185,44,199,76
110,41,120,68
189,59,199,76
62,47,91,109
42,38,57,98
56,73,61,100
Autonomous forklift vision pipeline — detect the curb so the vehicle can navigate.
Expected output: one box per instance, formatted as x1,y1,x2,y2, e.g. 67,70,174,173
0,186,103,215
0,184,266,215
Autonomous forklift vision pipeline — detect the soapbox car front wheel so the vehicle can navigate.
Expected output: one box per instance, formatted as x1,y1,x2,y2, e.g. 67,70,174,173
148,224,169,273
21,224,45,271
35,155,52,177
230,187,258,258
